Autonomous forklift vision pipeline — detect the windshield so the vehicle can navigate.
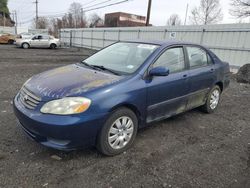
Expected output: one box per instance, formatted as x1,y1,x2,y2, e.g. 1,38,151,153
83,42,159,75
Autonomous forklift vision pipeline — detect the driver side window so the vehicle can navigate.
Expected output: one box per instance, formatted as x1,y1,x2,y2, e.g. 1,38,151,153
153,47,185,73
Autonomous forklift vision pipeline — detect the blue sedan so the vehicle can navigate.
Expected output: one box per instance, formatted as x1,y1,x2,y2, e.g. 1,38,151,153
14,40,230,155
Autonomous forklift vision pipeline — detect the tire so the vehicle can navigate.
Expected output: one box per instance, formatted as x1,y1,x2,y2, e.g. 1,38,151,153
8,39,14,44
22,43,30,49
50,43,57,49
201,85,221,113
96,108,138,156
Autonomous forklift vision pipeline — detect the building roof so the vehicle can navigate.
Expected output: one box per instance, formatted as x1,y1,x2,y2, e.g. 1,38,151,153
105,12,146,18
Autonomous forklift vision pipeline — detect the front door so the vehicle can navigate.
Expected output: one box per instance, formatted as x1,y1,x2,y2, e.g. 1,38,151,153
146,46,190,123
30,35,49,48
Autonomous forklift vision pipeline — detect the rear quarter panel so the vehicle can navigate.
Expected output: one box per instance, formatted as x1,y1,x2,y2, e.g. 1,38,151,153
209,50,230,90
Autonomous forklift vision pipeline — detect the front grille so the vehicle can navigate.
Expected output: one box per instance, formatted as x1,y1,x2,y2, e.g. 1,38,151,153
19,86,41,109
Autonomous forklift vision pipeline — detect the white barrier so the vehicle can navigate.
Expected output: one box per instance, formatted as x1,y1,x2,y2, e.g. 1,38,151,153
60,23,250,67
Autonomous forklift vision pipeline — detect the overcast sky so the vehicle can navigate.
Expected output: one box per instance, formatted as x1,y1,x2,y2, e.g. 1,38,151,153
7,0,247,27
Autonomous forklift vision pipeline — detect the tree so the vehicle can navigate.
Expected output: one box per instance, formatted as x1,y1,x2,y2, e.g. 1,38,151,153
32,17,49,29
0,0,15,26
0,0,9,15
166,14,182,26
88,13,104,27
230,0,250,18
69,2,87,28
189,0,223,25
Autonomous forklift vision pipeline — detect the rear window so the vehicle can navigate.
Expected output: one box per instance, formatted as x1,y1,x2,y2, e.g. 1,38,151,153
186,47,209,68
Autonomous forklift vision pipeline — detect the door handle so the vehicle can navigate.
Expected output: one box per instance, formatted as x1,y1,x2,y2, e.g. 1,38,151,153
183,74,188,78
210,68,214,73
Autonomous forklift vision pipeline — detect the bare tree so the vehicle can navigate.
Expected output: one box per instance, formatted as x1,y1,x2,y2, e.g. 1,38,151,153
32,17,49,29
69,2,87,28
230,0,250,18
189,0,223,25
88,13,104,27
166,14,182,26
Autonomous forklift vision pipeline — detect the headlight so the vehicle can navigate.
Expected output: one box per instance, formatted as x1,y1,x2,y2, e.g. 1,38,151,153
40,97,91,115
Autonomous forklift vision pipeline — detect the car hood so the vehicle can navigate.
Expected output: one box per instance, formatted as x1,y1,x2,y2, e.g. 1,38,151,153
25,64,122,100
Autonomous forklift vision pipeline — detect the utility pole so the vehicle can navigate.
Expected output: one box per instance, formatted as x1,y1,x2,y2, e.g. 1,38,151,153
184,3,189,25
146,0,152,26
14,11,18,34
34,0,39,29
3,12,6,27
81,8,84,27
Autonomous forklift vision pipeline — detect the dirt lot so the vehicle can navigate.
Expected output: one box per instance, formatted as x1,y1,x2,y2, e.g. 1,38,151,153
0,45,250,188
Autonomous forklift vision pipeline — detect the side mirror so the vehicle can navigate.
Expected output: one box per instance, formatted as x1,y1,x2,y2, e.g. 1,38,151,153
149,66,170,77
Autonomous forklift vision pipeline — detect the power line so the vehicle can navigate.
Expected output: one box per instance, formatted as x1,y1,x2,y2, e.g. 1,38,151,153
37,0,107,17
36,0,132,19
84,0,131,12
16,0,33,11
82,0,114,10
82,0,98,6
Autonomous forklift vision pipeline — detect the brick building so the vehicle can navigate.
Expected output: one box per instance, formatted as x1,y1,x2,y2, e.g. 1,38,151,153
104,12,147,27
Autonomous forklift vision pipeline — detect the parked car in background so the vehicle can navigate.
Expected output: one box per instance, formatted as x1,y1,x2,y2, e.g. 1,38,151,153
0,33,16,44
13,40,230,156
16,34,60,49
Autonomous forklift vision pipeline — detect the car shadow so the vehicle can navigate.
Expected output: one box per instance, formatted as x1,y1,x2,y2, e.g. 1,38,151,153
40,108,206,160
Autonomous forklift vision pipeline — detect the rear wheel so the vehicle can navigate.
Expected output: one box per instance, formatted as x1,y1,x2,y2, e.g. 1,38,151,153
50,43,57,49
22,43,30,49
201,85,221,113
96,108,138,156
8,39,14,44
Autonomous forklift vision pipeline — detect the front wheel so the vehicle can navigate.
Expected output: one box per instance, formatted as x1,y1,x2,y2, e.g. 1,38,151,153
96,108,138,156
50,43,57,49
201,85,221,113
22,43,30,49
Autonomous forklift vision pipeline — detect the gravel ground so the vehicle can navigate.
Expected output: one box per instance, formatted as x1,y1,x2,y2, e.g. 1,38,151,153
0,45,250,188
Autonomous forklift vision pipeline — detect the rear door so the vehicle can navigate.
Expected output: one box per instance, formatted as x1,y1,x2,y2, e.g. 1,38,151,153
39,35,50,47
185,46,216,109
146,46,190,122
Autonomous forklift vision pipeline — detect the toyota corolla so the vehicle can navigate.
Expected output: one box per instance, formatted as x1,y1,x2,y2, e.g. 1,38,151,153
13,40,230,156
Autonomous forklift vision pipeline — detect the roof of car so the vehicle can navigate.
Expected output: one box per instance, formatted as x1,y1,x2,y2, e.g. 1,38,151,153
122,39,200,47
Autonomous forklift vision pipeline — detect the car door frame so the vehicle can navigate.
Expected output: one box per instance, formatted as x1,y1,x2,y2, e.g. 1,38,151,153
144,44,191,123
183,44,217,110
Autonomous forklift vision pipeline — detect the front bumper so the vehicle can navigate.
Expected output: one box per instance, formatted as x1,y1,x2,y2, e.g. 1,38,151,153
13,95,108,151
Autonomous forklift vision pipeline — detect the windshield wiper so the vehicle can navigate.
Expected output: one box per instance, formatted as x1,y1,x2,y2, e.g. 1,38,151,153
80,61,120,75
80,61,97,70
92,65,120,76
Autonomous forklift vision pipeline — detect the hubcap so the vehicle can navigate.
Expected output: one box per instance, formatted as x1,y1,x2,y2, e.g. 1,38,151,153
210,89,220,109
108,116,134,150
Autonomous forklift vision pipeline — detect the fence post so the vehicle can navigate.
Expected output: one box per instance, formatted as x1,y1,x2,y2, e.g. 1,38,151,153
103,30,105,48
81,30,84,48
118,29,120,41
137,29,140,39
163,29,167,39
91,29,93,49
200,28,205,45
70,30,72,47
